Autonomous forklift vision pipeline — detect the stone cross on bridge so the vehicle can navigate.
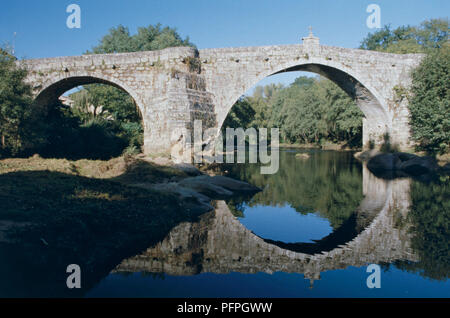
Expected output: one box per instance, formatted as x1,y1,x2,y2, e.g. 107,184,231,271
19,33,423,155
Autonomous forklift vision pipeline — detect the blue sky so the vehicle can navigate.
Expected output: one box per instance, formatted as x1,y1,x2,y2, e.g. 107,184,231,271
1,0,448,87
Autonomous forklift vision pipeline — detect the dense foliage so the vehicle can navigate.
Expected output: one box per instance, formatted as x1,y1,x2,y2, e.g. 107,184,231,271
360,18,449,154
0,48,33,156
360,18,448,53
88,24,194,54
224,77,363,148
408,45,449,154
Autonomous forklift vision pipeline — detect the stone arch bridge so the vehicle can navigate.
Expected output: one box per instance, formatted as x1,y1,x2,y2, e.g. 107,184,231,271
20,32,423,154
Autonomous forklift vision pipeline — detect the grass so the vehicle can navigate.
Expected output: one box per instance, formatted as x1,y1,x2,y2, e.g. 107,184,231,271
0,154,189,181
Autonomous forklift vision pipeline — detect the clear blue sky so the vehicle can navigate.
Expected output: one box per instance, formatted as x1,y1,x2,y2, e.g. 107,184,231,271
1,0,448,87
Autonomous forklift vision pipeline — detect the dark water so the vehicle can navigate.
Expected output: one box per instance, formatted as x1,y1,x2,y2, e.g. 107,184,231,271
2,150,449,297
86,150,449,298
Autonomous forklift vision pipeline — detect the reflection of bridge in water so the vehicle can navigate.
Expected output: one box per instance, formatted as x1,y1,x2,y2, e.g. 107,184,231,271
114,167,418,285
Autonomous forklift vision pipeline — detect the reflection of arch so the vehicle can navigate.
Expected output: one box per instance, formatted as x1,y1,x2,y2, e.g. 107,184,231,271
114,170,416,279
258,184,386,254
262,213,361,255
248,164,391,255
32,75,145,120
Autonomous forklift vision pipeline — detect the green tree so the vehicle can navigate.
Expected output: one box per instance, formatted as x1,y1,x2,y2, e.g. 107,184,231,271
222,97,256,130
224,76,363,147
89,25,137,54
359,18,449,54
88,24,194,54
268,77,362,145
0,48,33,155
360,18,449,154
409,44,450,154
85,24,194,150
133,24,194,51
70,84,140,123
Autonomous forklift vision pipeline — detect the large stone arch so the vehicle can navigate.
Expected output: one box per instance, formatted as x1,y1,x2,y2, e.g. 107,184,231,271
214,58,390,149
199,38,423,151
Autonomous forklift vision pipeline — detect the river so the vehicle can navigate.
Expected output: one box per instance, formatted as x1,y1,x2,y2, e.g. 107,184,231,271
84,149,449,297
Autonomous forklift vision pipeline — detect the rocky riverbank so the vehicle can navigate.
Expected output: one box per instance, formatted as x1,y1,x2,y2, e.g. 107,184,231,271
354,150,450,178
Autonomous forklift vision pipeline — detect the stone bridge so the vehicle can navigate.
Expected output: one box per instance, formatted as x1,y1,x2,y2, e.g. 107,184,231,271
112,168,417,284
20,32,423,155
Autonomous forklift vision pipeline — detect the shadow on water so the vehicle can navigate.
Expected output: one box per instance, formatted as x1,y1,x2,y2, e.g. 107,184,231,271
0,161,207,298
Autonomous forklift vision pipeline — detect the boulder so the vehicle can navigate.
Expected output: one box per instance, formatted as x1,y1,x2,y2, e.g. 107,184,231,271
150,182,214,213
172,163,203,176
295,153,310,160
185,175,261,193
395,152,418,162
441,163,450,175
367,152,440,177
367,153,401,172
354,150,379,162
178,177,234,198
398,156,439,176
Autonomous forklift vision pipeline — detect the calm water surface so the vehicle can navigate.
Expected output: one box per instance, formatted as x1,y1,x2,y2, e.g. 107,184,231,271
86,150,449,298
1,150,448,297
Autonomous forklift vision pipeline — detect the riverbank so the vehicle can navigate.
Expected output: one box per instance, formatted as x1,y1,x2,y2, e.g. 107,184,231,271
0,154,261,223
279,142,359,151
0,154,260,296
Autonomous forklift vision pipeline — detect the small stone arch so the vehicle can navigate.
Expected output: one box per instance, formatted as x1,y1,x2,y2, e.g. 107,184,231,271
32,74,145,121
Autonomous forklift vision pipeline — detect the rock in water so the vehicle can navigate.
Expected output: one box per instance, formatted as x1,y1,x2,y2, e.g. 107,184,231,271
181,175,261,194
367,152,440,177
173,163,203,176
206,175,262,193
178,177,234,198
367,153,400,171
295,153,310,160
441,163,450,175
398,156,439,176
395,152,418,162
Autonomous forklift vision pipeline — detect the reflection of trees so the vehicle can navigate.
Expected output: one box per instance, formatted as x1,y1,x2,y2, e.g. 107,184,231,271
225,151,364,229
396,177,450,281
